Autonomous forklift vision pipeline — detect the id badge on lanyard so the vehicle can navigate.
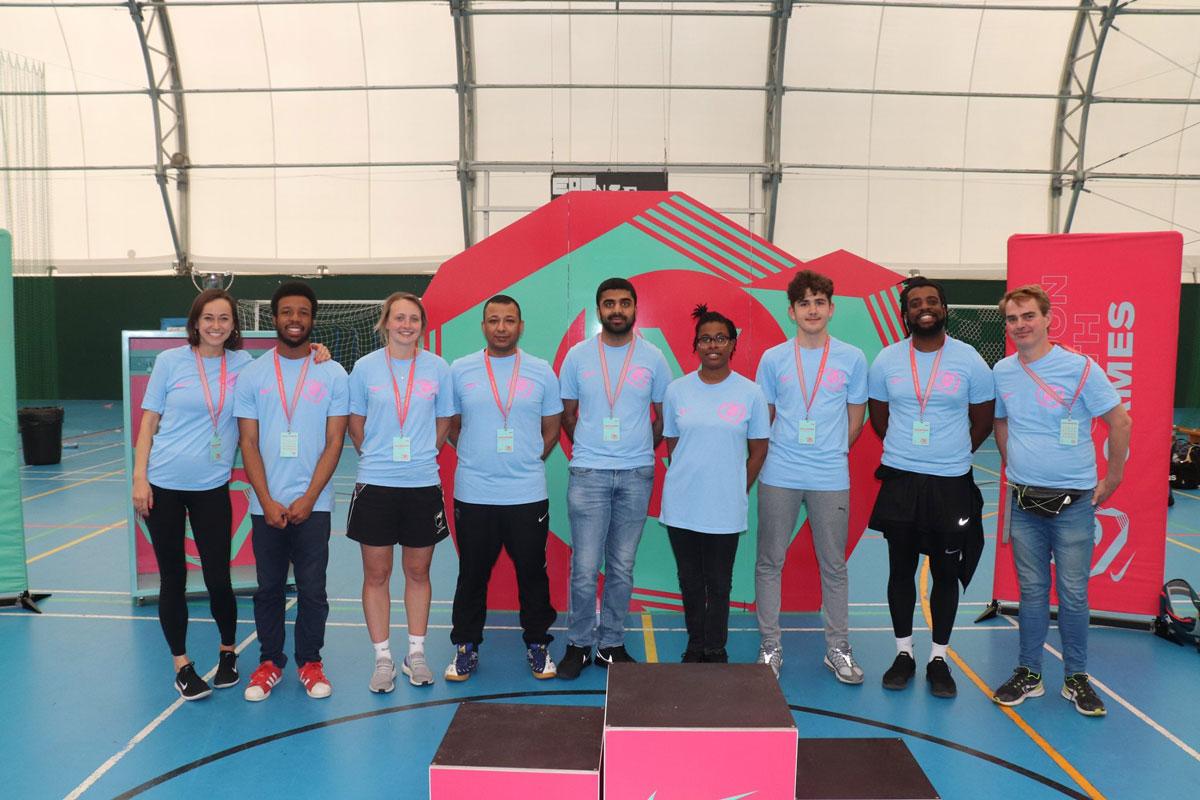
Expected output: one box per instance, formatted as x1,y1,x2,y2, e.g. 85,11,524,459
599,337,636,445
912,420,931,446
602,416,621,442
1059,418,1079,446
496,428,515,453
209,435,222,463
393,435,412,462
797,419,817,445
279,431,300,458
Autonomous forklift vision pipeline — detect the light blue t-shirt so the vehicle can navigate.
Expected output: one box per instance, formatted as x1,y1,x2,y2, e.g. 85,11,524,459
349,348,454,488
142,345,254,491
660,371,771,534
867,336,994,477
451,349,564,505
994,346,1120,490
560,334,671,469
233,349,350,514
757,336,868,491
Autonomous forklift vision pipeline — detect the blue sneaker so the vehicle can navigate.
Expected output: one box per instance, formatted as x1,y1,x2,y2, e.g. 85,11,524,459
526,643,557,679
444,643,478,682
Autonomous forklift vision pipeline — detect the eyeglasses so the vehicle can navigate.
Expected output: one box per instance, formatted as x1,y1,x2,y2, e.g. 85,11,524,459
697,334,732,346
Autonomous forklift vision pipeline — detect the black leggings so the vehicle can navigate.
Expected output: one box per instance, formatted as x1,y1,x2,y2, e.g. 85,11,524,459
145,484,237,656
886,535,960,646
667,527,740,657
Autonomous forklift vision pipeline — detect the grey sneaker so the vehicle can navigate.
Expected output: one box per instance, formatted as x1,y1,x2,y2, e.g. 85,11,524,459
824,645,865,685
368,656,397,693
402,652,435,687
757,644,783,679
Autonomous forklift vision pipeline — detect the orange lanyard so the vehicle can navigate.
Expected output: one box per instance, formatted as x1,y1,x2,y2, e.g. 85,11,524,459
484,349,521,427
598,336,637,415
273,349,311,432
792,337,830,420
193,348,226,433
908,341,944,420
386,352,419,435
1020,347,1090,418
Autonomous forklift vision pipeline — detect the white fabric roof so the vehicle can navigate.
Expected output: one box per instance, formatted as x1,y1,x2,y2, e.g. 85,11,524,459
2,0,1200,278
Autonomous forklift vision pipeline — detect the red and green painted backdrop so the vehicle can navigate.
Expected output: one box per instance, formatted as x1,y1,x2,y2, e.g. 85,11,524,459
422,192,906,613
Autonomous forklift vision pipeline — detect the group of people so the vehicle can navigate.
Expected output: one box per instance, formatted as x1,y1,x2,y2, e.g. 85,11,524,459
134,270,1129,719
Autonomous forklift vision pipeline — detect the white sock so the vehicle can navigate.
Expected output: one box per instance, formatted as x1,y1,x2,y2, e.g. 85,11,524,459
930,642,948,663
895,636,914,657
408,634,426,655
373,639,392,661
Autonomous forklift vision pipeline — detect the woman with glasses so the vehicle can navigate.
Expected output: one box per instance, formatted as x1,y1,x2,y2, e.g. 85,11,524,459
659,304,771,663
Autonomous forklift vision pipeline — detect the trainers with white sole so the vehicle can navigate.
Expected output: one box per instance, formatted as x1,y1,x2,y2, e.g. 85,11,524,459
402,652,435,686
369,656,397,693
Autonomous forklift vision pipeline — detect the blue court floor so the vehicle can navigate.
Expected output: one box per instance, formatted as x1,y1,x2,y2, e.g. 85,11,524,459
5,401,1199,799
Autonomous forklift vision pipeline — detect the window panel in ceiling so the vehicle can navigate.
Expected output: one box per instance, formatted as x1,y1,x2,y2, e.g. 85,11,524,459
186,93,276,164
785,6,882,89
1094,16,1200,100
365,169,463,259
666,90,764,163
964,98,1056,171
191,168,279,260
368,90,459,163
866,174,966,264
274,171,371,259
170,7,271,90
776,172,870,259
57,8,146,92
44,95,154,167
359,4,456,85
270,92,369,164
780,93,872,166
959,178,1048,262
259,6,368,88
1085,102,1197,177
868,96,968,169
83,172,174,259
968,9,1077,95
1070,181,1187,239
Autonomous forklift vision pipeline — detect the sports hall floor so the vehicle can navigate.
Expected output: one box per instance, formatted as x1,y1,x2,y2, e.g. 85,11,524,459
6,401,1199,800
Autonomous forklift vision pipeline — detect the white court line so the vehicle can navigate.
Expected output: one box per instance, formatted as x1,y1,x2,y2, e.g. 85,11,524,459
22,456,125,483
63,598,294,800
1,611,1014,635
22,441,123,468
32,589,130,596
1002,616,1200,764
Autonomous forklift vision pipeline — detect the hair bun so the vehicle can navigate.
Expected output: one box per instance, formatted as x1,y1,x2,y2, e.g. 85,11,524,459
691,303,709,320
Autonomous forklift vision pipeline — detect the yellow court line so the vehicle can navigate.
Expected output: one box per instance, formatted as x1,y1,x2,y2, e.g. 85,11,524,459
22,470,123,503
919,559,1105,800
983,511,998,520
26,520,126,564
1167,537,1200,555
641,612,659,663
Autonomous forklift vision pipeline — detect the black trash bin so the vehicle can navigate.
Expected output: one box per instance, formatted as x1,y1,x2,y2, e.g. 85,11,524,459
18,406,64,466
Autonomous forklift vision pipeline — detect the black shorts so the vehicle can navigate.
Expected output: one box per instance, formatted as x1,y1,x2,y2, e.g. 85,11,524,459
346,483,449,549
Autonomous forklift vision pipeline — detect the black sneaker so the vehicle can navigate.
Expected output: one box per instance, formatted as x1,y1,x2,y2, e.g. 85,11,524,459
213,650,239,689
882,652,916,690
992,667,1044,707
555,644,592,680
926,657,957,698
595,645,636,668
175,662,212,701
1062,673,1106,717
681,649,704,663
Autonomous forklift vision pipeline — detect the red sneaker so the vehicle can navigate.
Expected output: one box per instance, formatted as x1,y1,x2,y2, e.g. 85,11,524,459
298,661,332,699
243,661,282,702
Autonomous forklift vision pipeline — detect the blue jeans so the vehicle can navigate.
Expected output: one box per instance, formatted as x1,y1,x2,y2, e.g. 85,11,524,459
565,466,655,649
1010,497,1096,676
251,512,331,669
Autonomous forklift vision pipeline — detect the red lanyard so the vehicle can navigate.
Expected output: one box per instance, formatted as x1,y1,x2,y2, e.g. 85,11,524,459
1019,346,1091,417
484,349,521,427
193,348,227,433
273,348,312,432
792,337,830,420
386,351,419,435
598,336,637,415
908,341,944,419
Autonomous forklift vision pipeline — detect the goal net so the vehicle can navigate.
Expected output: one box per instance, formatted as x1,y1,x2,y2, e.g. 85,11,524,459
237,299,383,370
947,304,1006,367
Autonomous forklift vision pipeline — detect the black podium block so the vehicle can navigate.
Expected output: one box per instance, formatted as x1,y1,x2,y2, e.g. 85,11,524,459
604,663,798,799
429,702,604,798
795,738,939,799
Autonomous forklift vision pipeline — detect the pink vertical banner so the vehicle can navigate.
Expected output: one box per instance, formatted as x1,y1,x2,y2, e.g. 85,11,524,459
993,232,1181,616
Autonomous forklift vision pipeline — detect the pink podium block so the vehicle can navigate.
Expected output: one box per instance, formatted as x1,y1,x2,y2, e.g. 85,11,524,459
604,663,798,800
429,702,603,799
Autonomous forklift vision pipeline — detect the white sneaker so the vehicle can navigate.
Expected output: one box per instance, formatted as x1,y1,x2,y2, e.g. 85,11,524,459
824,645,865,685
402,652,435,686
369,656,397,693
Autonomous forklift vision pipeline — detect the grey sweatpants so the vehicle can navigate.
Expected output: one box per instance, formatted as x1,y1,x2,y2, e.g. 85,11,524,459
755,483,851,650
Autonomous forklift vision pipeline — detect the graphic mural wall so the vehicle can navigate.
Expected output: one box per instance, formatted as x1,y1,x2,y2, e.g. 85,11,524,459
422,192,906,612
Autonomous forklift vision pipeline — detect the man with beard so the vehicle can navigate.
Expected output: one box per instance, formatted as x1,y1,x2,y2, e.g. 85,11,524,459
867,277,994,699
443,295,563,681
235,281,349,701
555,278,671,679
